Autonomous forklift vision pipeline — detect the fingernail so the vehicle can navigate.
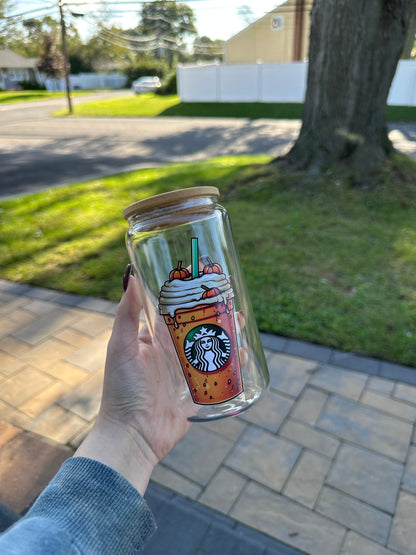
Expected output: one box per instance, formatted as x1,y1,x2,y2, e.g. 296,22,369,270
123,264,132,292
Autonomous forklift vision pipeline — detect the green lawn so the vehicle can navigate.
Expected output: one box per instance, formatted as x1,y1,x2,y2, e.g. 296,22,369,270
4,90,416,122
1,154,415,367
0,91,64,103
52,93,304,118
57,93,180,117
52,92,416,122
0,90,94,104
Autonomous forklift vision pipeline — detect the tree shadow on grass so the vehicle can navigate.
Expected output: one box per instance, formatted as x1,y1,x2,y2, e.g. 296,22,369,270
158,102,304,120
0,160,258,299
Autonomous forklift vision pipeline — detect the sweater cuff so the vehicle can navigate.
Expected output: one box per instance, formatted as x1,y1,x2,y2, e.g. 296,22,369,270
27,457,156,553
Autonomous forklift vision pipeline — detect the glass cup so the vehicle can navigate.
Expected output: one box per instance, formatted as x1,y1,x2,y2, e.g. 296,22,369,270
123,186,269,421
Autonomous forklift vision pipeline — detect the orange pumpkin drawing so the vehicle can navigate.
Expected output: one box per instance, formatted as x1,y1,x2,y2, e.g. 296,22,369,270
202,258,222,275
201,285,221,299
169,261,191,281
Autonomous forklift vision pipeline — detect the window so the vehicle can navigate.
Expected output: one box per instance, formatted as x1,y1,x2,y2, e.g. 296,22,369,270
7,69,25,81
271,15,284,30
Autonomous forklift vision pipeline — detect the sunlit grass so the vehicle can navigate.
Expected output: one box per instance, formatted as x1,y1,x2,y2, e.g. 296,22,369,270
53,93,180,116
52,92,416,122
0,90,94,104
4,90,416,123
1,153,416,366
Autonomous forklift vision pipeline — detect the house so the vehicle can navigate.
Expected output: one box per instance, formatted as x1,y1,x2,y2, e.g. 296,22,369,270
0,49,40,90
224,0,312,64
225,0,416,65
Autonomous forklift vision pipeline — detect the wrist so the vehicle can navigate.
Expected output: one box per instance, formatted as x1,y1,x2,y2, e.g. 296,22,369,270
74,415,157,496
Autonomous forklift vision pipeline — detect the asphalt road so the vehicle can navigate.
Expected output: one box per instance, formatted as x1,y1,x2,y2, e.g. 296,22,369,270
1,91,415,198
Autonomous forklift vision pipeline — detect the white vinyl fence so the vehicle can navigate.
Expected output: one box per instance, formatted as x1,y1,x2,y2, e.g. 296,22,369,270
177,60,416,106
44,72,127,92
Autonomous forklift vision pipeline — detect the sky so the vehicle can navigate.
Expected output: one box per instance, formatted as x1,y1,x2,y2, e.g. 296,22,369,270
10,1,284,41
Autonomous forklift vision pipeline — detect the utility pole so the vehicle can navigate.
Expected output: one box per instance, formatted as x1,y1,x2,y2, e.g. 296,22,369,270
58,0,73,114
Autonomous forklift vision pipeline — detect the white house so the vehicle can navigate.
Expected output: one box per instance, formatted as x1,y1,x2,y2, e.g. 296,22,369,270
0,49,41,90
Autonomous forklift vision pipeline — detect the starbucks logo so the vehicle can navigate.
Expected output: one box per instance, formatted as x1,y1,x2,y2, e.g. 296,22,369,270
184,324,231,372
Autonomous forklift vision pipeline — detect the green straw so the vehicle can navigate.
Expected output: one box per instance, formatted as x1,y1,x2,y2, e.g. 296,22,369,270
191,237,199,278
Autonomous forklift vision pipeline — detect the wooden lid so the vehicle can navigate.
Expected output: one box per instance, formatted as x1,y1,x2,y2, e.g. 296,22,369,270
123,186,220,220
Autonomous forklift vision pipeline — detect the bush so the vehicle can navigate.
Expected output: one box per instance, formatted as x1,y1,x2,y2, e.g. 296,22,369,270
156,72,177,95
22,80,46,91
124,61,168,86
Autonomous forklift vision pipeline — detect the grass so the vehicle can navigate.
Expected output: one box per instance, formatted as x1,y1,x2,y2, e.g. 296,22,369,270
52,92,416,122
52,94,305,118
0,90,94,104
386,105,416,123
1,154,416,367
56,93,180,117
0,91,65,103
160,101,304,119
5,90,416,122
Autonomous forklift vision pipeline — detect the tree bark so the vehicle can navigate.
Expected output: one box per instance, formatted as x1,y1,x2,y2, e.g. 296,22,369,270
284,0,415,174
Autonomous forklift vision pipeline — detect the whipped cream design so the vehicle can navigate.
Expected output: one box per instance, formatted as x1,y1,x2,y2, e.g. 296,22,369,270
159,272,234,318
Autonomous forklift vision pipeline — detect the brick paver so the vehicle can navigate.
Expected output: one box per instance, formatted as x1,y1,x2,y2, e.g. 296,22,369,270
225,426,301,492
0,422,72,513
231,482,346,555
388,491,416,554
326,443,402,513
1,279,416,554
309,364,368,401
238,389,294,432
341,531,399,555
317,395,412,462
316,486,391,545
283,450,332,509
198,467,247,513
402,445,416,495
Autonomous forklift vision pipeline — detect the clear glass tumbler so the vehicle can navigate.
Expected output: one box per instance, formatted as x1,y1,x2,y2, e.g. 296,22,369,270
123,186,269,421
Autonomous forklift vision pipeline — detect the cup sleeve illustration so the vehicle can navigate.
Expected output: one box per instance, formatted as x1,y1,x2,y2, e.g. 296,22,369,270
158,238,243,405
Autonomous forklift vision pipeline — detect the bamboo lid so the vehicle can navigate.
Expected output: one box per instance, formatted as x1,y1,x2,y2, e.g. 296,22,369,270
122,186,220,220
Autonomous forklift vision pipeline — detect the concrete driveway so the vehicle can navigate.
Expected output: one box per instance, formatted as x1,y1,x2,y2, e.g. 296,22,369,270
0,91,415,198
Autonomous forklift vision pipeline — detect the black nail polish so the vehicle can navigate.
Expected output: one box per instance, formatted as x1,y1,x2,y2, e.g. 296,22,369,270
123,264,132,292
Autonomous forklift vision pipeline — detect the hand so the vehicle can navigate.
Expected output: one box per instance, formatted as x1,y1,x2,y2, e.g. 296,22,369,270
75,268,192,494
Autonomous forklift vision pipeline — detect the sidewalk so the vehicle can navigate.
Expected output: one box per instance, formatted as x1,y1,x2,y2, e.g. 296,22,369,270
1,278,416,554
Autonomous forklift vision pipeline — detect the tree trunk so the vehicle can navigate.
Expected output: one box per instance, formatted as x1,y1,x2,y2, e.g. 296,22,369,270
401,3,416,57
284,0,415,174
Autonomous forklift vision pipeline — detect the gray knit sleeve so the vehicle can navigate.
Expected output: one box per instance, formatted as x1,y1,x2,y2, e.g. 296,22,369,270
0,457,156,554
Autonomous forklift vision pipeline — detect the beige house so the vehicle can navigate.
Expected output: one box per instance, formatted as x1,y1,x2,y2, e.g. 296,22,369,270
225,0,416,65
224,0,312,64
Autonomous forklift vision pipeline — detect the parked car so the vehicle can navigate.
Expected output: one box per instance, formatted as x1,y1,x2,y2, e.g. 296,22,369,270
131,76,161,94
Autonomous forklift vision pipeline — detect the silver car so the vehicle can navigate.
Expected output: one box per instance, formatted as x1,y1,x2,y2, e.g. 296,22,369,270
131,76,161,94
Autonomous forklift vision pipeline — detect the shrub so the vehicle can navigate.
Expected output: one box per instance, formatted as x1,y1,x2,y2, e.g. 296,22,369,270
22,80,46,90
156,72,177,95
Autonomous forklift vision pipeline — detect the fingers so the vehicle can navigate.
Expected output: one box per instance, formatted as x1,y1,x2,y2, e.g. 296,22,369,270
239,346,249,369
111,274,143,346
236,310,246,333
235,311,247,368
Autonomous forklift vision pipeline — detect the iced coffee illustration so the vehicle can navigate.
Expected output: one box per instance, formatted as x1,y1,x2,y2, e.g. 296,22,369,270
159,238,243,405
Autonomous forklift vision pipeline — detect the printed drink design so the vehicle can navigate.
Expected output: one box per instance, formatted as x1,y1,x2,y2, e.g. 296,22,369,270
158,240,243,405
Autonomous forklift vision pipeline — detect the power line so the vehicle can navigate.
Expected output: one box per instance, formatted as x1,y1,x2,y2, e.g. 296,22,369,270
5,6,57,19
5,1,311,43
100,25,158,42
97,28,185,52
6,1,308,19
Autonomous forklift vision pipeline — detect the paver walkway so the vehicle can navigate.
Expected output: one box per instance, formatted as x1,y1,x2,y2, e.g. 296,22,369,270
1,278,416,554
